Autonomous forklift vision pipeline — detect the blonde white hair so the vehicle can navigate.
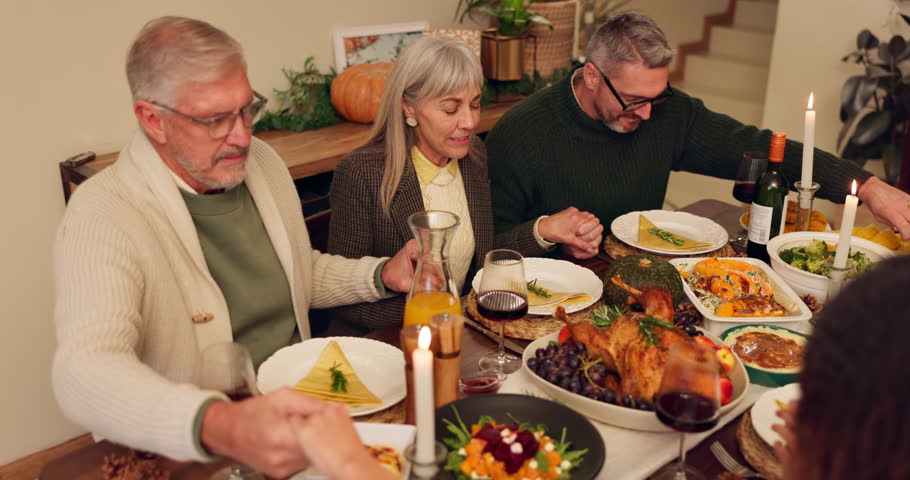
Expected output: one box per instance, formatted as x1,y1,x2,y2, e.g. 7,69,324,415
126,16,246,105
367,35,484,216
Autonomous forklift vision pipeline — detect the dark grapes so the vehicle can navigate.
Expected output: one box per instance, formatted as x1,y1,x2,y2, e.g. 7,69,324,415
636,399,654,411
526,358,539,371
682,324,699,337
621,394,634,408
630,303,644,312
535,348,547,360
602,388,617,404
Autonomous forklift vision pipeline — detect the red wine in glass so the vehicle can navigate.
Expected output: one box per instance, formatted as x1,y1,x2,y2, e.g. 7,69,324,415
460,376,504,396
732,181,756,203
476,290,528,321
655,390,720,433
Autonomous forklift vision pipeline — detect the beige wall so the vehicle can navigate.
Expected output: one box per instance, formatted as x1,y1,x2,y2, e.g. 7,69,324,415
628,0,728,69
0,0,485,465
763,0,894,149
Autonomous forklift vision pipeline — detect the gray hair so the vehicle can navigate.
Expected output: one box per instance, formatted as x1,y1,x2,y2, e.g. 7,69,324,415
368,35,484,216
585,12,674,76
126,16,246,104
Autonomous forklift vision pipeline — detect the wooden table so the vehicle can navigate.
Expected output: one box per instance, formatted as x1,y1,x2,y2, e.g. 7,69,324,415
36,199,755,480
57,101,518,203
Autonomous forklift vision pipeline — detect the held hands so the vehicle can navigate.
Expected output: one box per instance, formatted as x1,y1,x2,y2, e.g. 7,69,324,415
538,207,604,259
200,388,327,478
858,176,910,240
381,239,420,293
289,403,396,480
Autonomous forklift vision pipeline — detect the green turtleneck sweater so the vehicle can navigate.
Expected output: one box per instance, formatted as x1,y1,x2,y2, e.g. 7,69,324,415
180,183,299,370
485,74,872,236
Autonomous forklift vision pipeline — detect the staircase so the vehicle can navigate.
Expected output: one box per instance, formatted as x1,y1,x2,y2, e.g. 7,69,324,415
664,0,778,210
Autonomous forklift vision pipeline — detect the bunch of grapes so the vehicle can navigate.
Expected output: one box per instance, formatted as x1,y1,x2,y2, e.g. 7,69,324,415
525,341,654,411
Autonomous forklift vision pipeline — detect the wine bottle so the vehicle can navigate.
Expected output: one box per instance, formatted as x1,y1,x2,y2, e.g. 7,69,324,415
746,132,789,262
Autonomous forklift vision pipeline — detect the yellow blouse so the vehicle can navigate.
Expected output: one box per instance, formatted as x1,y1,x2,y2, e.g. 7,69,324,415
411,146,476,292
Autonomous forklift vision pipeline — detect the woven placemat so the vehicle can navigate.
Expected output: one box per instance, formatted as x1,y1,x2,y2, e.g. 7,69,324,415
465,290,604,340
603,234,737,261
359,399,405,424
736,410,783,480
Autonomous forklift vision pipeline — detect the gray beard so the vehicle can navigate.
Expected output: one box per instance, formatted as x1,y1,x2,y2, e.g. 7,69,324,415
174,151,247,191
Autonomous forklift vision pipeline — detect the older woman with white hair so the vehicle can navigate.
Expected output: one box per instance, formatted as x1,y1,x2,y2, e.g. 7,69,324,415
324,35,603,336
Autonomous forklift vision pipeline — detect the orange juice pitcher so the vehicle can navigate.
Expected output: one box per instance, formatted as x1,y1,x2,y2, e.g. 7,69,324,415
403,211,462,327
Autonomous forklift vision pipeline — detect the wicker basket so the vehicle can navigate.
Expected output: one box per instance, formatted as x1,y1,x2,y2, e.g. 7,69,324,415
522,0,578,77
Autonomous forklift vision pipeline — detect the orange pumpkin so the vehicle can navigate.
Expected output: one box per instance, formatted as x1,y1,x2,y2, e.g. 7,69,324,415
330,62,393,123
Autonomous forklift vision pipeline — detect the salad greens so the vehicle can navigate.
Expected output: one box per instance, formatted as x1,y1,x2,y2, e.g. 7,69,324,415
442,406,586,480
778,240,871,277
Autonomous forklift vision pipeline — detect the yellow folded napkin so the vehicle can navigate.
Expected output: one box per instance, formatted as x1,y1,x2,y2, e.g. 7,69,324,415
637,215,713,250
294,341,381,406
526,280,592,307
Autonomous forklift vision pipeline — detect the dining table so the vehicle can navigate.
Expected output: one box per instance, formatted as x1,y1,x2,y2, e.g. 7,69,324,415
38,199,777,480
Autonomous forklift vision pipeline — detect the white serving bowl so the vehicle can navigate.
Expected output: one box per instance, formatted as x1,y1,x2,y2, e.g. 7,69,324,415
671,257,812,336
522,329,749,432
766,231,895,303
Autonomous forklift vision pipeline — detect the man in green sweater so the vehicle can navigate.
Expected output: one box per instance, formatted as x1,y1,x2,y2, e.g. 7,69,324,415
486,12,910,240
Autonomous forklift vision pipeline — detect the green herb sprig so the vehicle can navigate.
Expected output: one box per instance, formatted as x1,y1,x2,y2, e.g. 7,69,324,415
637,315,675,346
648,227,685,246
329,362,348,393
591,304,627,329
527,279,551,298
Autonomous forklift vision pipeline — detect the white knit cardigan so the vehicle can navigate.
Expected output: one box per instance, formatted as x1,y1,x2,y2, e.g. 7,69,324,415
52,132,385,461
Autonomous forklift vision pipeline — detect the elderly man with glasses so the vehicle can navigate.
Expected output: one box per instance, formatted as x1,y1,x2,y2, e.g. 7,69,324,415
486,12,910,241
52,16,416,478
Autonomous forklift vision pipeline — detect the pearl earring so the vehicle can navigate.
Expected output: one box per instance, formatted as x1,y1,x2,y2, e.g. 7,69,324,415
405,117,418,127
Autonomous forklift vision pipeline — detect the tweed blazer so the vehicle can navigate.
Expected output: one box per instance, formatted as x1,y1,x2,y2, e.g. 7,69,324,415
323,136,549,336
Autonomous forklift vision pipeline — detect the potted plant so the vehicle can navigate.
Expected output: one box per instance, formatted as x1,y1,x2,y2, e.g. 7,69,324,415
456,0,552,80
838,28,910,191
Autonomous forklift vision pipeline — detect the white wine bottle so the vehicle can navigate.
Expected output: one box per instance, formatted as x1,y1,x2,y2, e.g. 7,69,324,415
746,132,789,263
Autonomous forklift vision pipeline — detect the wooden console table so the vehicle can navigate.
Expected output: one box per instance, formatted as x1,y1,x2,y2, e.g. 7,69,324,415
58,100,519,204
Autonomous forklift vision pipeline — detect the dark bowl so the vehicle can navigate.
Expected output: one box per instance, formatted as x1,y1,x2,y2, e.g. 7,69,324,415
435,393,606,479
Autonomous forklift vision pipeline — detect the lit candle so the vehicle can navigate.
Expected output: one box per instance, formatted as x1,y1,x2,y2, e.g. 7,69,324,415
800,93,816,190
413,326,435,467
833,180,859,269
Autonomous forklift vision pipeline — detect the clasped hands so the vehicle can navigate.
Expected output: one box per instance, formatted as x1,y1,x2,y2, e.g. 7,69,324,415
538,207,604,259
201,388,395,479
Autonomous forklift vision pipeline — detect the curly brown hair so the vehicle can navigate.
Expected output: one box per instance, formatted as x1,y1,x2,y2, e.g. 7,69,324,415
794,254,910,480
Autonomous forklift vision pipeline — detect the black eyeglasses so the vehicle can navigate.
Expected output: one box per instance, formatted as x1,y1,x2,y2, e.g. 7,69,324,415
590,63,672,112
152,91,268,139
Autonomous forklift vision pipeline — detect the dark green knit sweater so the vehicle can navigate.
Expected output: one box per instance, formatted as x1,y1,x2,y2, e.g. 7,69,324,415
485,75,872,236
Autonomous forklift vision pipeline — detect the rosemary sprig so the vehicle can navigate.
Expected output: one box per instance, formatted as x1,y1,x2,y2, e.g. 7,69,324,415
637,315,675,346
527,279,552,298
329,362,348,393
591,304,626,329
648,227,685,246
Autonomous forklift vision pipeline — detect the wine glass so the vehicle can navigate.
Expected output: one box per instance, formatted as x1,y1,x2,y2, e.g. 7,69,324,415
730,152,768,246
196,342,264,480
477,249,528,375
652,342,720,480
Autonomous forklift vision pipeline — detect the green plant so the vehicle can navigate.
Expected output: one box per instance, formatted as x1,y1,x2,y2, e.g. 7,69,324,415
253,58,337,133
838,28,910,181
455,0,553,37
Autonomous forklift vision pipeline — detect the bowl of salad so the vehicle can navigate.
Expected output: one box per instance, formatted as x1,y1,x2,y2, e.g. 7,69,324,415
767,231,894,302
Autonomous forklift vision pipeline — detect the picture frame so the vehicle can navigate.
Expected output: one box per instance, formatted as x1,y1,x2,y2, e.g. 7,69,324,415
333,21,430,72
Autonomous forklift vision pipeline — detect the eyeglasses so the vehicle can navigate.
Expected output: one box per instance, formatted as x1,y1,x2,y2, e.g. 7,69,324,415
590,63,672,112
152,91,268,139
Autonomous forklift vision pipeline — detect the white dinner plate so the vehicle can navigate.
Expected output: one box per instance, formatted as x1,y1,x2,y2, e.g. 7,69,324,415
258,336,405,416
292,422,415,479
470,257,602,315
751,382,801,447
611,210,729,255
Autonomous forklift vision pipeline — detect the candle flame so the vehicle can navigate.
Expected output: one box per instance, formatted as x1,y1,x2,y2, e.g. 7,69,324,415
807,92,814,110
851,179,857,196
418,326,432,349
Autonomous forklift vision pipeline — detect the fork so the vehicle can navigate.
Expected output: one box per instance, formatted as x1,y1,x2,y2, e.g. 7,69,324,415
710,441,765,479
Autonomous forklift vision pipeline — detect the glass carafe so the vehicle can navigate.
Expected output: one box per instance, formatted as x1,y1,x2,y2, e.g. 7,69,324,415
403,211,462,327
